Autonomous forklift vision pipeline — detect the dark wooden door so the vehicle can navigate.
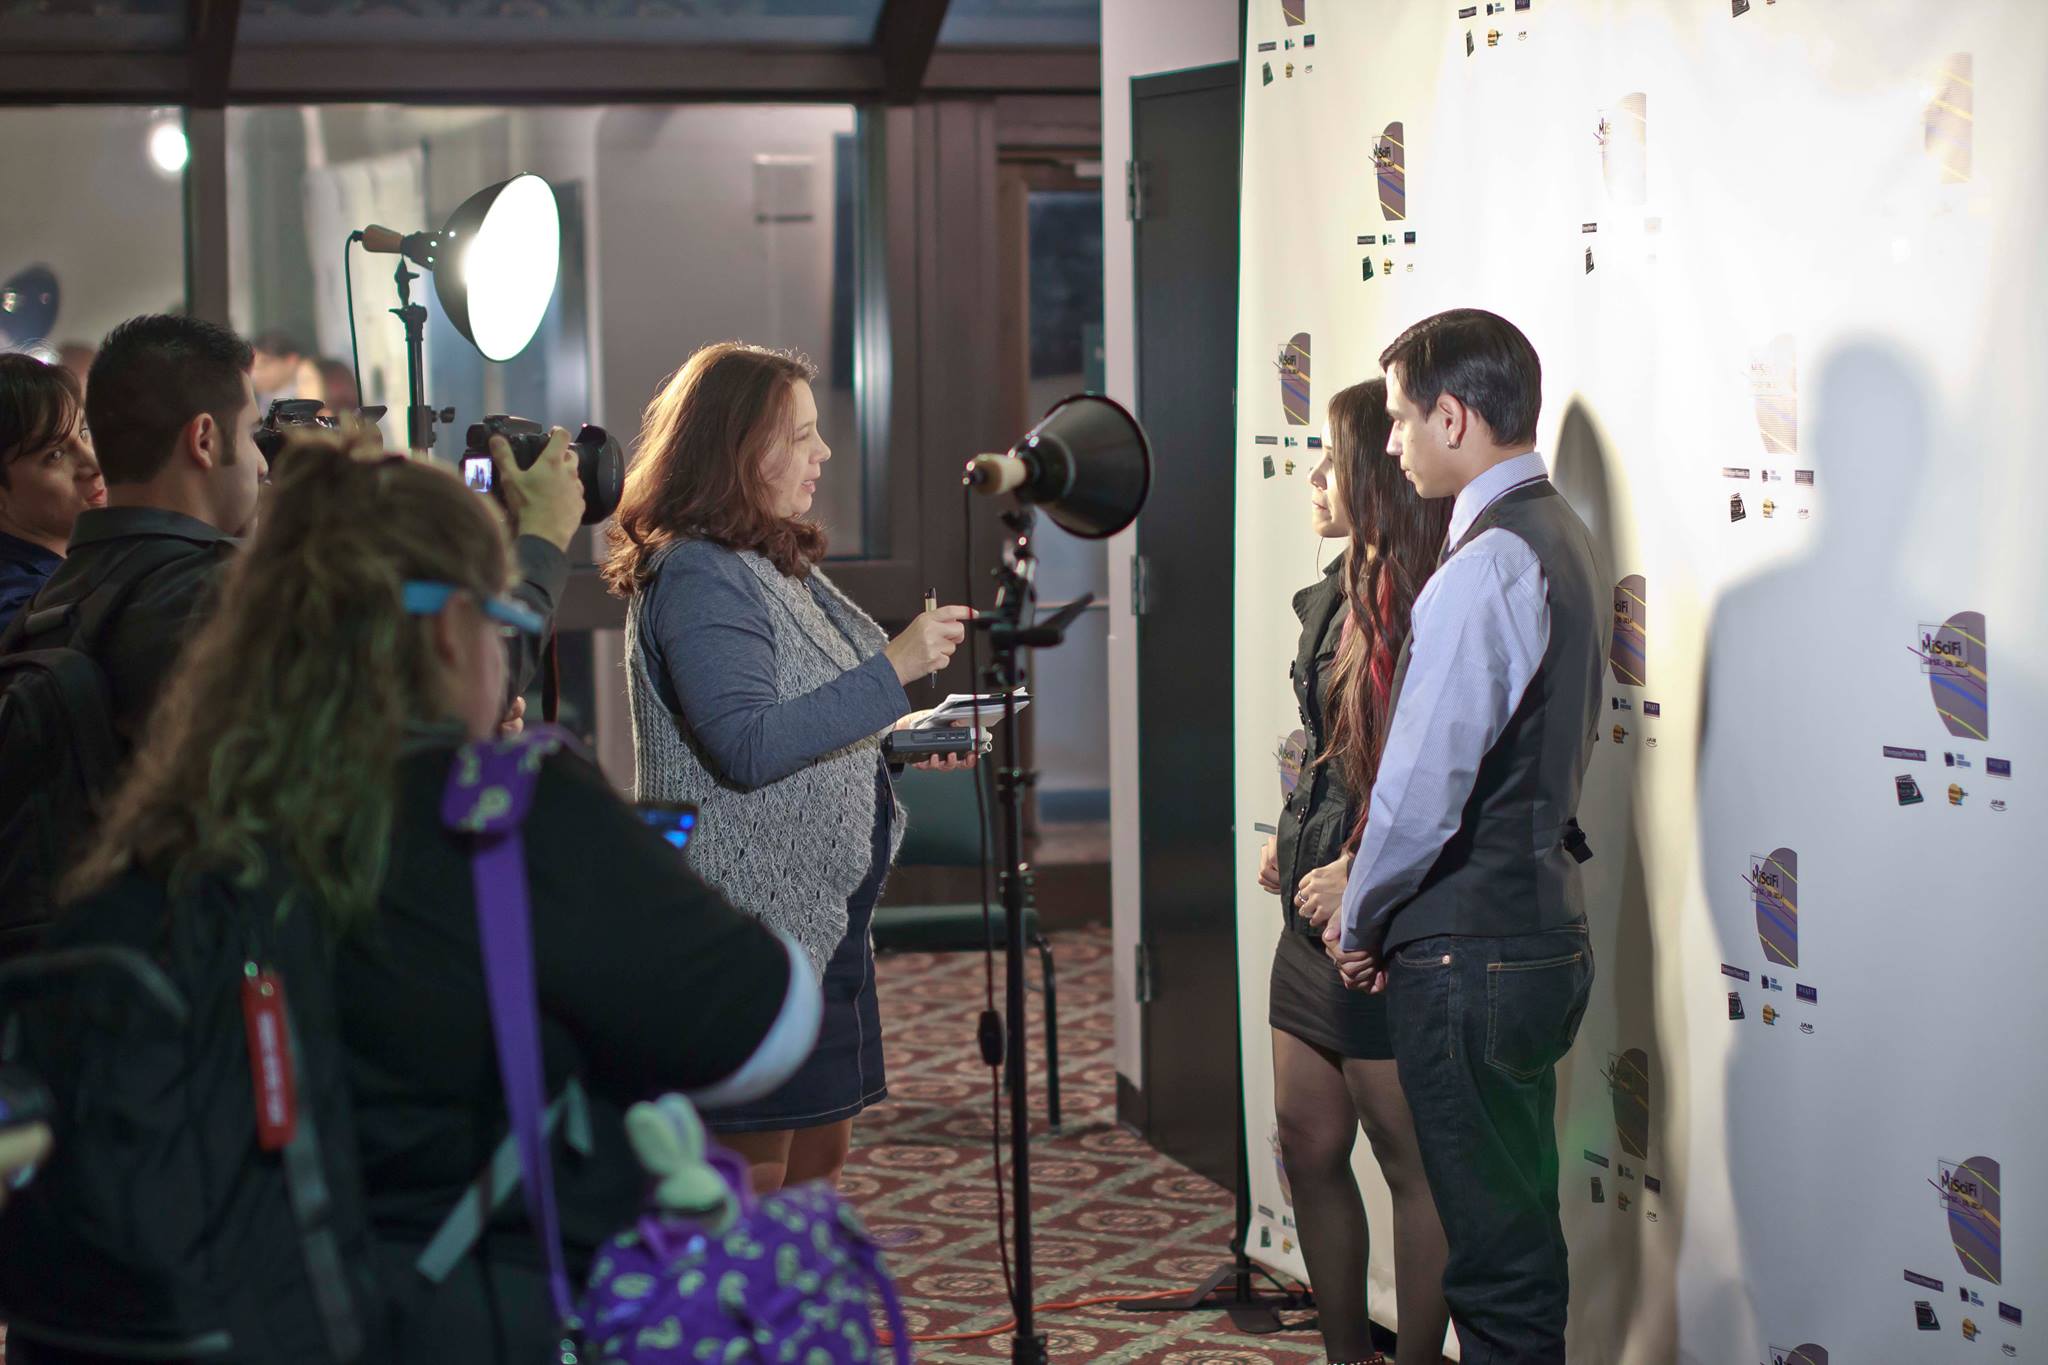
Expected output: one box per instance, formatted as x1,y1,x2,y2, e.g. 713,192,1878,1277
1131,60,1241,1191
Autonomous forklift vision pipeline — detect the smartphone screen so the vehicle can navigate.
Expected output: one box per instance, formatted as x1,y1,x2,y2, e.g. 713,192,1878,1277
461,455,496,493
635,801,698,853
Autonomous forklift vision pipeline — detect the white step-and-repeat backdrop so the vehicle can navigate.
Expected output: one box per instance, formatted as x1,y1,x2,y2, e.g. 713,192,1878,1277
1230,1,2047,1360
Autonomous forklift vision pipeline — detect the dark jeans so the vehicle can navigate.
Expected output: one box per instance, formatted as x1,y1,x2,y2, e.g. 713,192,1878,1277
1384,923,1593,1365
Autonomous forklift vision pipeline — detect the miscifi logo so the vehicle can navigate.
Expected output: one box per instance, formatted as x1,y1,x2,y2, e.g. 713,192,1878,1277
1765,1346,1829,1365
1934,1156,2002,1286
1915,611,1988,742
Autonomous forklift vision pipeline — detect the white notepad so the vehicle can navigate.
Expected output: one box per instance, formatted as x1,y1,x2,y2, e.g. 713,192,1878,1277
914,691,1032,729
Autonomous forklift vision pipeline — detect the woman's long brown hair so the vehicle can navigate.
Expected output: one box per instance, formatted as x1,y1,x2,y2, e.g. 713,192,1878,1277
602,342,823,592
64,430,510,933
1317,378,1453,846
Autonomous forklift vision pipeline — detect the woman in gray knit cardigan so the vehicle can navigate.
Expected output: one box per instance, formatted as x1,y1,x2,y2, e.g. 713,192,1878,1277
603,341,975,1196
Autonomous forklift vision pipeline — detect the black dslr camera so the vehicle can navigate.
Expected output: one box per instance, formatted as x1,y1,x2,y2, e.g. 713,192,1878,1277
461,415,624,525
253,398,390,470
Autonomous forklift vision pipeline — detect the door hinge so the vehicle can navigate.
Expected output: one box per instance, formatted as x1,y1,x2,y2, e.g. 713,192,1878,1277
1130,553,1150,616
1135,940,1156,1004
1125,158,1148,222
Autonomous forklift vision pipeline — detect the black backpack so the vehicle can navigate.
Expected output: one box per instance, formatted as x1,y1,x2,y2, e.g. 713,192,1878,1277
0,539,190,962
0,872,378,1362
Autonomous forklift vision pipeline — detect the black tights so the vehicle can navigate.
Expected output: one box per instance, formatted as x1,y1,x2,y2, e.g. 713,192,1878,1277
1272,1028,1450,1365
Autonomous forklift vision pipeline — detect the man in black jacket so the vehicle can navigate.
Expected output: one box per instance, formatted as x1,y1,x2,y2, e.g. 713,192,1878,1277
28,314,583,741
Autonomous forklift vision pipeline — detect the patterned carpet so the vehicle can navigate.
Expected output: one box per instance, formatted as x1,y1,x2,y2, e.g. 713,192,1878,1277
856,926,1338,1364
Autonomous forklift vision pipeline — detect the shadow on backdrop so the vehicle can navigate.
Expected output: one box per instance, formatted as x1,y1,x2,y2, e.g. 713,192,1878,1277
1550,397,1682,1363
1692,343,2019,1358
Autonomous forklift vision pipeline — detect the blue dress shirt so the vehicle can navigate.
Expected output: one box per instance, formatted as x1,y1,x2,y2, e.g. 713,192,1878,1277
1338,450,1555,953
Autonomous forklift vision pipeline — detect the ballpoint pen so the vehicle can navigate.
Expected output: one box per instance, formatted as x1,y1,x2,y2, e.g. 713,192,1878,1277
923,587,939,690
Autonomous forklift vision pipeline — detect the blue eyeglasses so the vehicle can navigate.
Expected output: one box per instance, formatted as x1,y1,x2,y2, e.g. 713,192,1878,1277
401,581,546,638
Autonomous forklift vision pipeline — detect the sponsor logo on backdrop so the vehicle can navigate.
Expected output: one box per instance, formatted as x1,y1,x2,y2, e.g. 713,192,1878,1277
1914,612,1988,741
1276,333,1312,426
1764,1346,1829,1365
1604,1048,1649,1160
1746,847,1798,968
1276,730,1306,802
1749,336,1798,457
1925,53,1973,183
1374,123,1406,221
1935,1156,2002,1285
1611,576,1647,686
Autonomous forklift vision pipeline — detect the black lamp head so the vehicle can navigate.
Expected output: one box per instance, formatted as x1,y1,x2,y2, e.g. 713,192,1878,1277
0,265,60,350
1011,394,1153,539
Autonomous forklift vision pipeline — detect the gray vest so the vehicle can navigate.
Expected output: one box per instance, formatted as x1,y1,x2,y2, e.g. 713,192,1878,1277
1381,480,1610,951
625,544,906,980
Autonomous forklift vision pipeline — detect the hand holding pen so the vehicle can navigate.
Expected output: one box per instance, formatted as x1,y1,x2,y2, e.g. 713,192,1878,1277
885,591,974,688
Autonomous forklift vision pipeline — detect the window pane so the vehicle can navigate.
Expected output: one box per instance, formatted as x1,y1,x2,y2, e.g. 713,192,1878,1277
0,107,187,371
938,0,1099,47
226,102,875,558
1020,187,1107,819
238,0,885,45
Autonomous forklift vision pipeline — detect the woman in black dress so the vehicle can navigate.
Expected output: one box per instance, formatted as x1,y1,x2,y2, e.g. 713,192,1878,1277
1257,378,1452,1364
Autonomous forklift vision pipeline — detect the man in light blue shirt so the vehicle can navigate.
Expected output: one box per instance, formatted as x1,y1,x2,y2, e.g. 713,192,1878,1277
1323,309,1610,1363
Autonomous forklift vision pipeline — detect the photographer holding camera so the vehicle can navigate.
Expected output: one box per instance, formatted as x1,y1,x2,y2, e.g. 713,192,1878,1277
15,435,816,1364
0,315,584,957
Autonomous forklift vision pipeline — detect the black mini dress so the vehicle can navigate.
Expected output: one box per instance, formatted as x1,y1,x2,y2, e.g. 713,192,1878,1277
1267,561,1393,1060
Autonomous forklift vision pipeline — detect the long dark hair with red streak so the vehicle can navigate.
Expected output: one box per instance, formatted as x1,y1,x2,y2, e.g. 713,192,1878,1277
602,341,824,592
1315,378,1453,847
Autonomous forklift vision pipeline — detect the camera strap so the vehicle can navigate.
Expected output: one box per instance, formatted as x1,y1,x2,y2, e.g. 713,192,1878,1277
440,724,583,1345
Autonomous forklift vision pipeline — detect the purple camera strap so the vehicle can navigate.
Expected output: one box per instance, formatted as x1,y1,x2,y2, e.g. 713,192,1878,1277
440,727,579,1330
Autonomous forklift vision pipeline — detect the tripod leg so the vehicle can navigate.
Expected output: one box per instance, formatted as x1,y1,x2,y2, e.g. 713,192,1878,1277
1113,1261,1232,1312
1034,933,1061,1133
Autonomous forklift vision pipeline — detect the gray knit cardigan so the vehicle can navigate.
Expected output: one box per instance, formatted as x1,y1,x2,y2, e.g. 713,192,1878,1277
625,543,908,980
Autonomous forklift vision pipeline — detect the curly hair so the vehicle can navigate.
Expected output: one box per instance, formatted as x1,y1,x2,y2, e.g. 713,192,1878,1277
64,428,510,934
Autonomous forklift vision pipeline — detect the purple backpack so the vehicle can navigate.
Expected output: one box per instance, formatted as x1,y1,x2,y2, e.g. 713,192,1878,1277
443,728,912,1364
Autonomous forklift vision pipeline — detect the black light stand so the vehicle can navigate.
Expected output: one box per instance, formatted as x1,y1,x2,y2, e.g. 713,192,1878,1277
387,254,453,460
977,508,1095,1365
958,391,1151,1364
1110,1040,1313,1333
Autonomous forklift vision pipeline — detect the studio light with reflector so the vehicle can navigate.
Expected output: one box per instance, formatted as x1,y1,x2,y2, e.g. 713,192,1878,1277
350,172,563,455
